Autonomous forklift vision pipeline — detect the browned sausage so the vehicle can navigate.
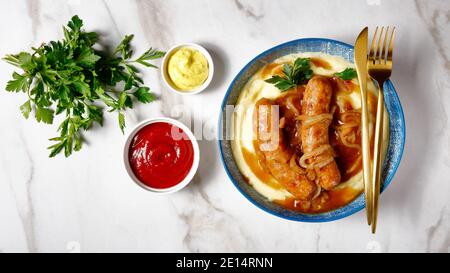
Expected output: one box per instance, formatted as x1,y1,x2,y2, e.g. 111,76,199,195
254,98,316,200
274,87,305,153
300,76,341,190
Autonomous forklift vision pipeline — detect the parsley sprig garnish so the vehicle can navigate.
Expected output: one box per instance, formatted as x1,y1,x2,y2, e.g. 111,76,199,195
334,68,357,80
3,16,165,157
265,58,313,91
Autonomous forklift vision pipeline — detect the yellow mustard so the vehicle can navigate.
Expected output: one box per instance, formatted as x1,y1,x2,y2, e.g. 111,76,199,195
167,47,209,91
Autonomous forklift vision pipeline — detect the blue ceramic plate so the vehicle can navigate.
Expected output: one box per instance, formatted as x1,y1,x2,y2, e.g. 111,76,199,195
218,38,405,222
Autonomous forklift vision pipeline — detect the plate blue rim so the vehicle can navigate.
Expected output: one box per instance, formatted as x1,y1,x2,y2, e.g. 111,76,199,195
218,38,406,222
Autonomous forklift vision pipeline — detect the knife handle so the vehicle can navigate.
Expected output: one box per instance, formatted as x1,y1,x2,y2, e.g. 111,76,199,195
361,90,373,225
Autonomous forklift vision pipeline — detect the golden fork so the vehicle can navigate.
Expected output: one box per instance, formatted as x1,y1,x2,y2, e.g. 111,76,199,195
367,26,396,233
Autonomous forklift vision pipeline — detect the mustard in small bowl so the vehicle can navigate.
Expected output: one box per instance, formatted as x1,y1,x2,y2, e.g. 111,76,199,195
162,43,214,95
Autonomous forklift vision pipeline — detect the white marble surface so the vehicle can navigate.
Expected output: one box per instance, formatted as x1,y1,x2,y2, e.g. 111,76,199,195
0,0,449,253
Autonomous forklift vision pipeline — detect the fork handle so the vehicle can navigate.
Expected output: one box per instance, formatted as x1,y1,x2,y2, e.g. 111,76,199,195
371,81,385,233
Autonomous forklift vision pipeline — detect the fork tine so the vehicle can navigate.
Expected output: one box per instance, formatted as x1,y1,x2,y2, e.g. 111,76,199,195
381,26,389,64
376,26,385,64
387,27,396,61
369,26,379,63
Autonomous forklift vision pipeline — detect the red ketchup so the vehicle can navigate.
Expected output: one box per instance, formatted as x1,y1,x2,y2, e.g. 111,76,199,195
129,122,194,189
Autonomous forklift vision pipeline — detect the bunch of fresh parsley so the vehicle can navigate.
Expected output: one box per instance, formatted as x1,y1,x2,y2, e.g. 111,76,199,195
3,16,164,157
265,57,357,91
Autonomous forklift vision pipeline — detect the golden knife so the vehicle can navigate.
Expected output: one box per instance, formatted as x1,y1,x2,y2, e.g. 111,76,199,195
354,27,373,225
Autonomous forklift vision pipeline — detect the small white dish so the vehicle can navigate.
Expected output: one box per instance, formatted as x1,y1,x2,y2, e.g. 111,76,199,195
161,43,214,95
123,117,200,194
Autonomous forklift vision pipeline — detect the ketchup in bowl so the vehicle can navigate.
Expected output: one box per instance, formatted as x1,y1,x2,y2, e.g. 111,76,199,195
128,121,195,189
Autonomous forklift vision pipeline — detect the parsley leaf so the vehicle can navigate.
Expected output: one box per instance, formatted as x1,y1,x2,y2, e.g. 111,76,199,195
133,87,155,103
67,15,83,31
76,48,101,67
2,15,165,157
35,106,54,124
48,140,66,158
334,68,357,80
118,112,125,133
134,48,165,68
20,100,32,119
18,52,35,71
265,58,313,91
6,72,28,92
114,34,134,59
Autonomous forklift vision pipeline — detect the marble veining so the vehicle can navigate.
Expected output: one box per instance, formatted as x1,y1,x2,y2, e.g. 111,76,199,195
17,132,37,253
234,0,264,21
0,0,449,252
26,0,41,42
426,206,450,252
173,183,256,252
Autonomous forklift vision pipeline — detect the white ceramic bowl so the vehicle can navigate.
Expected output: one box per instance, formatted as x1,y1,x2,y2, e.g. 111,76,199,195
123,117,200,194
161,43,214,95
